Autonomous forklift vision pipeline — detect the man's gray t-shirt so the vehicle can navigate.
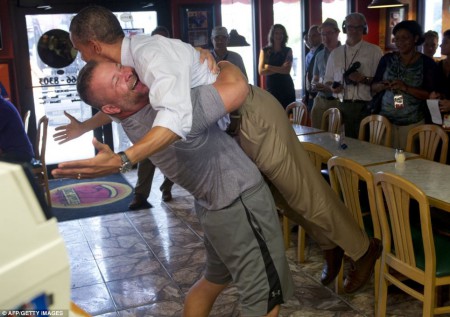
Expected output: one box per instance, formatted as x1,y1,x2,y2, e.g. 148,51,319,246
121,85,262,210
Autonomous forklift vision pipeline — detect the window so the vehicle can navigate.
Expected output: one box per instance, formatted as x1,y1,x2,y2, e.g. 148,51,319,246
322,0,348,44
423,0,442,57
273,0,301,96
221,1,255,85
25,11,157,164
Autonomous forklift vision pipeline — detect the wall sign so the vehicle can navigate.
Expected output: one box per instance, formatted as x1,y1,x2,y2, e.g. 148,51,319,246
180,5,215,48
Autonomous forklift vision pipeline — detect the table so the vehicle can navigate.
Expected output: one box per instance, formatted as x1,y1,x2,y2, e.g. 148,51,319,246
367,159,450,212
292,124,323,135
298,132,418,167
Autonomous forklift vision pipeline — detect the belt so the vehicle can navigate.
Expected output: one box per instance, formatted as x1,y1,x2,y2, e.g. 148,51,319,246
318,96,337,101
342,99,367,103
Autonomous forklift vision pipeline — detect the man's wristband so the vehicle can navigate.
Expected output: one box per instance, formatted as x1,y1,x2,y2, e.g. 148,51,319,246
118,151,133,173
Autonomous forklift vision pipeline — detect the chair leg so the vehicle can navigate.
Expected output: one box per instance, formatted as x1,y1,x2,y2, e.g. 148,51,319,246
297,226,306,263
282,215,290,249
43,169,52,207
335,259,345,294
376,266,389,317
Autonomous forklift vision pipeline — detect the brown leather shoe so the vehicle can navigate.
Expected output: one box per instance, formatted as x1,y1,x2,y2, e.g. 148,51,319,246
321,246,344,285
344,238,382,293
128,194,153,210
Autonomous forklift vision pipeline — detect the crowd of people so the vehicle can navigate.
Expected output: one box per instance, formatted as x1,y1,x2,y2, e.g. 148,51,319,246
2,5,450,316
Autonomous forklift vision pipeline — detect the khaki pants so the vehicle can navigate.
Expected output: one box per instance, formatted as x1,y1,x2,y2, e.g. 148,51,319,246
238,86,369,259
311,96,340,129
391,120,424,150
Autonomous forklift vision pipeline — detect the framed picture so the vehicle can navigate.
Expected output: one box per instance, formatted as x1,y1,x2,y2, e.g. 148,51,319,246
385,5,408,50
0,62,12,100
180,5,215,48
0,19,3,50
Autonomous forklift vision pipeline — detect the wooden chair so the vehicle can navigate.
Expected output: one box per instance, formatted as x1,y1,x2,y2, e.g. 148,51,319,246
327,156,381,302
282,142,332,262
358,114,392,147
321,107,342,134
374,172,450,317
286,101,308,126
405,124,448,163
32,115,51,207
22,110,31,134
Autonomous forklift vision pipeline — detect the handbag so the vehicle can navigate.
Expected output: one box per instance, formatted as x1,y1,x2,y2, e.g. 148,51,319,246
367,91,384,114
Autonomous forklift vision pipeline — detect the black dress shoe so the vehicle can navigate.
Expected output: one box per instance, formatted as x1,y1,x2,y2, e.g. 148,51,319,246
128,194,153,210
344,238,382,293
321,246,345,285
161,189,172,202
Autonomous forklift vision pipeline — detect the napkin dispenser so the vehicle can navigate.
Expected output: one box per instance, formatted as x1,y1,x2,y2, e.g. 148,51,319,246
0,162,70,313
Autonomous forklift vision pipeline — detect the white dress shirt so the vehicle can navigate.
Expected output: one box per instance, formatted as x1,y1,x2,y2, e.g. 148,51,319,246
121,35,218,138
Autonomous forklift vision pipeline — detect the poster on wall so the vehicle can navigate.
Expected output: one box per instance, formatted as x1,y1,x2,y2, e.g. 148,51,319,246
0,20,3,50
180,5,215,48
386,5,409,50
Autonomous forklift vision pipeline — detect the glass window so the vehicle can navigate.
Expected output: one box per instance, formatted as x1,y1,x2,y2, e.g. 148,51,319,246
273,0,301,97
423,0,442,57
322,0,348,44
221,1,255,85
25,11,157,164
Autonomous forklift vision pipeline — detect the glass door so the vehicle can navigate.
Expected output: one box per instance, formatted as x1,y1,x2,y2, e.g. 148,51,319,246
26,11,157,164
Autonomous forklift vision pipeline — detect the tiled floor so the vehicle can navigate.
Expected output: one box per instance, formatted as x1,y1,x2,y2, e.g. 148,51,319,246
57,169,440,316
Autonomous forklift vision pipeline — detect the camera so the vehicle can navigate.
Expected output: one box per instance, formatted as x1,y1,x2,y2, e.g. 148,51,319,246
343,61,361,85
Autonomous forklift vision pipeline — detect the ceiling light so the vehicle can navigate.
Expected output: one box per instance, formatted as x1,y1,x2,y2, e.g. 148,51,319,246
368,0,404,9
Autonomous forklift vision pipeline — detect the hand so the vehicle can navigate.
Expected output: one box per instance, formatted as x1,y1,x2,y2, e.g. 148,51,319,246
314,82,329,92
388,79,406,91
429,91,440,99
347,71,364,83
196,47,219,74
439,100,450,112
53,111,85,144
52,138,122,179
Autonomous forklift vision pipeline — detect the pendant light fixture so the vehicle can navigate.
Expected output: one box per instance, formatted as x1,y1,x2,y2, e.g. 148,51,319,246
368,0,404,9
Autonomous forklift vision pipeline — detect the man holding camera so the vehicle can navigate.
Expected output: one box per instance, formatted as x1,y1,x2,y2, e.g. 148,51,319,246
324,12,382,138
310,18,341,128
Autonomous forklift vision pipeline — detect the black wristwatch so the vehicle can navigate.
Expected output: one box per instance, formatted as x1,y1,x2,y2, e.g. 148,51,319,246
118,151,133,173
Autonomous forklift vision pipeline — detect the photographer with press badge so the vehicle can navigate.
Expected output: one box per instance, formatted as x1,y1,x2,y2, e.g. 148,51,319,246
324,13,383,138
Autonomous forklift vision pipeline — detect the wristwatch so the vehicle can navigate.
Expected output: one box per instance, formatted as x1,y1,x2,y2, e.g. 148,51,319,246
118,151,133,173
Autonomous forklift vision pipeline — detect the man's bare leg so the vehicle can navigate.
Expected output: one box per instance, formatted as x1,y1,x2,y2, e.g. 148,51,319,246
183,277,227,317
264,304,280,317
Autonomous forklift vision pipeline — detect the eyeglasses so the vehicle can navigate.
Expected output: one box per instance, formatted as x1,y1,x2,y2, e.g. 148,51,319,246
321,31,336,37
392,36,413,43
346,25,364,31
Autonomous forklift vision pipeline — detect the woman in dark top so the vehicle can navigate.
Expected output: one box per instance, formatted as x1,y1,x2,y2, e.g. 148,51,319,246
371,20,437,149
258,24,296,109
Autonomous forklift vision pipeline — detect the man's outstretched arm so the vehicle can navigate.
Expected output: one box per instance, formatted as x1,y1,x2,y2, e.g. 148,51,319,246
53,111,112,144
52,62,245,179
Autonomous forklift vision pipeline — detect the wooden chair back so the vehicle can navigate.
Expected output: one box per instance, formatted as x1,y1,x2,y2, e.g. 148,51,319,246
321,107,342,134
22,110,31,134
286,101,308,126
32,115,51,207
358,114,392,147
328,156,381,297
374,172,450,316
405,124,448,163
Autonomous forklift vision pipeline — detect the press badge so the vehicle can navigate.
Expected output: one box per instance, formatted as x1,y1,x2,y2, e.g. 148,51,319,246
394,94,404,109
